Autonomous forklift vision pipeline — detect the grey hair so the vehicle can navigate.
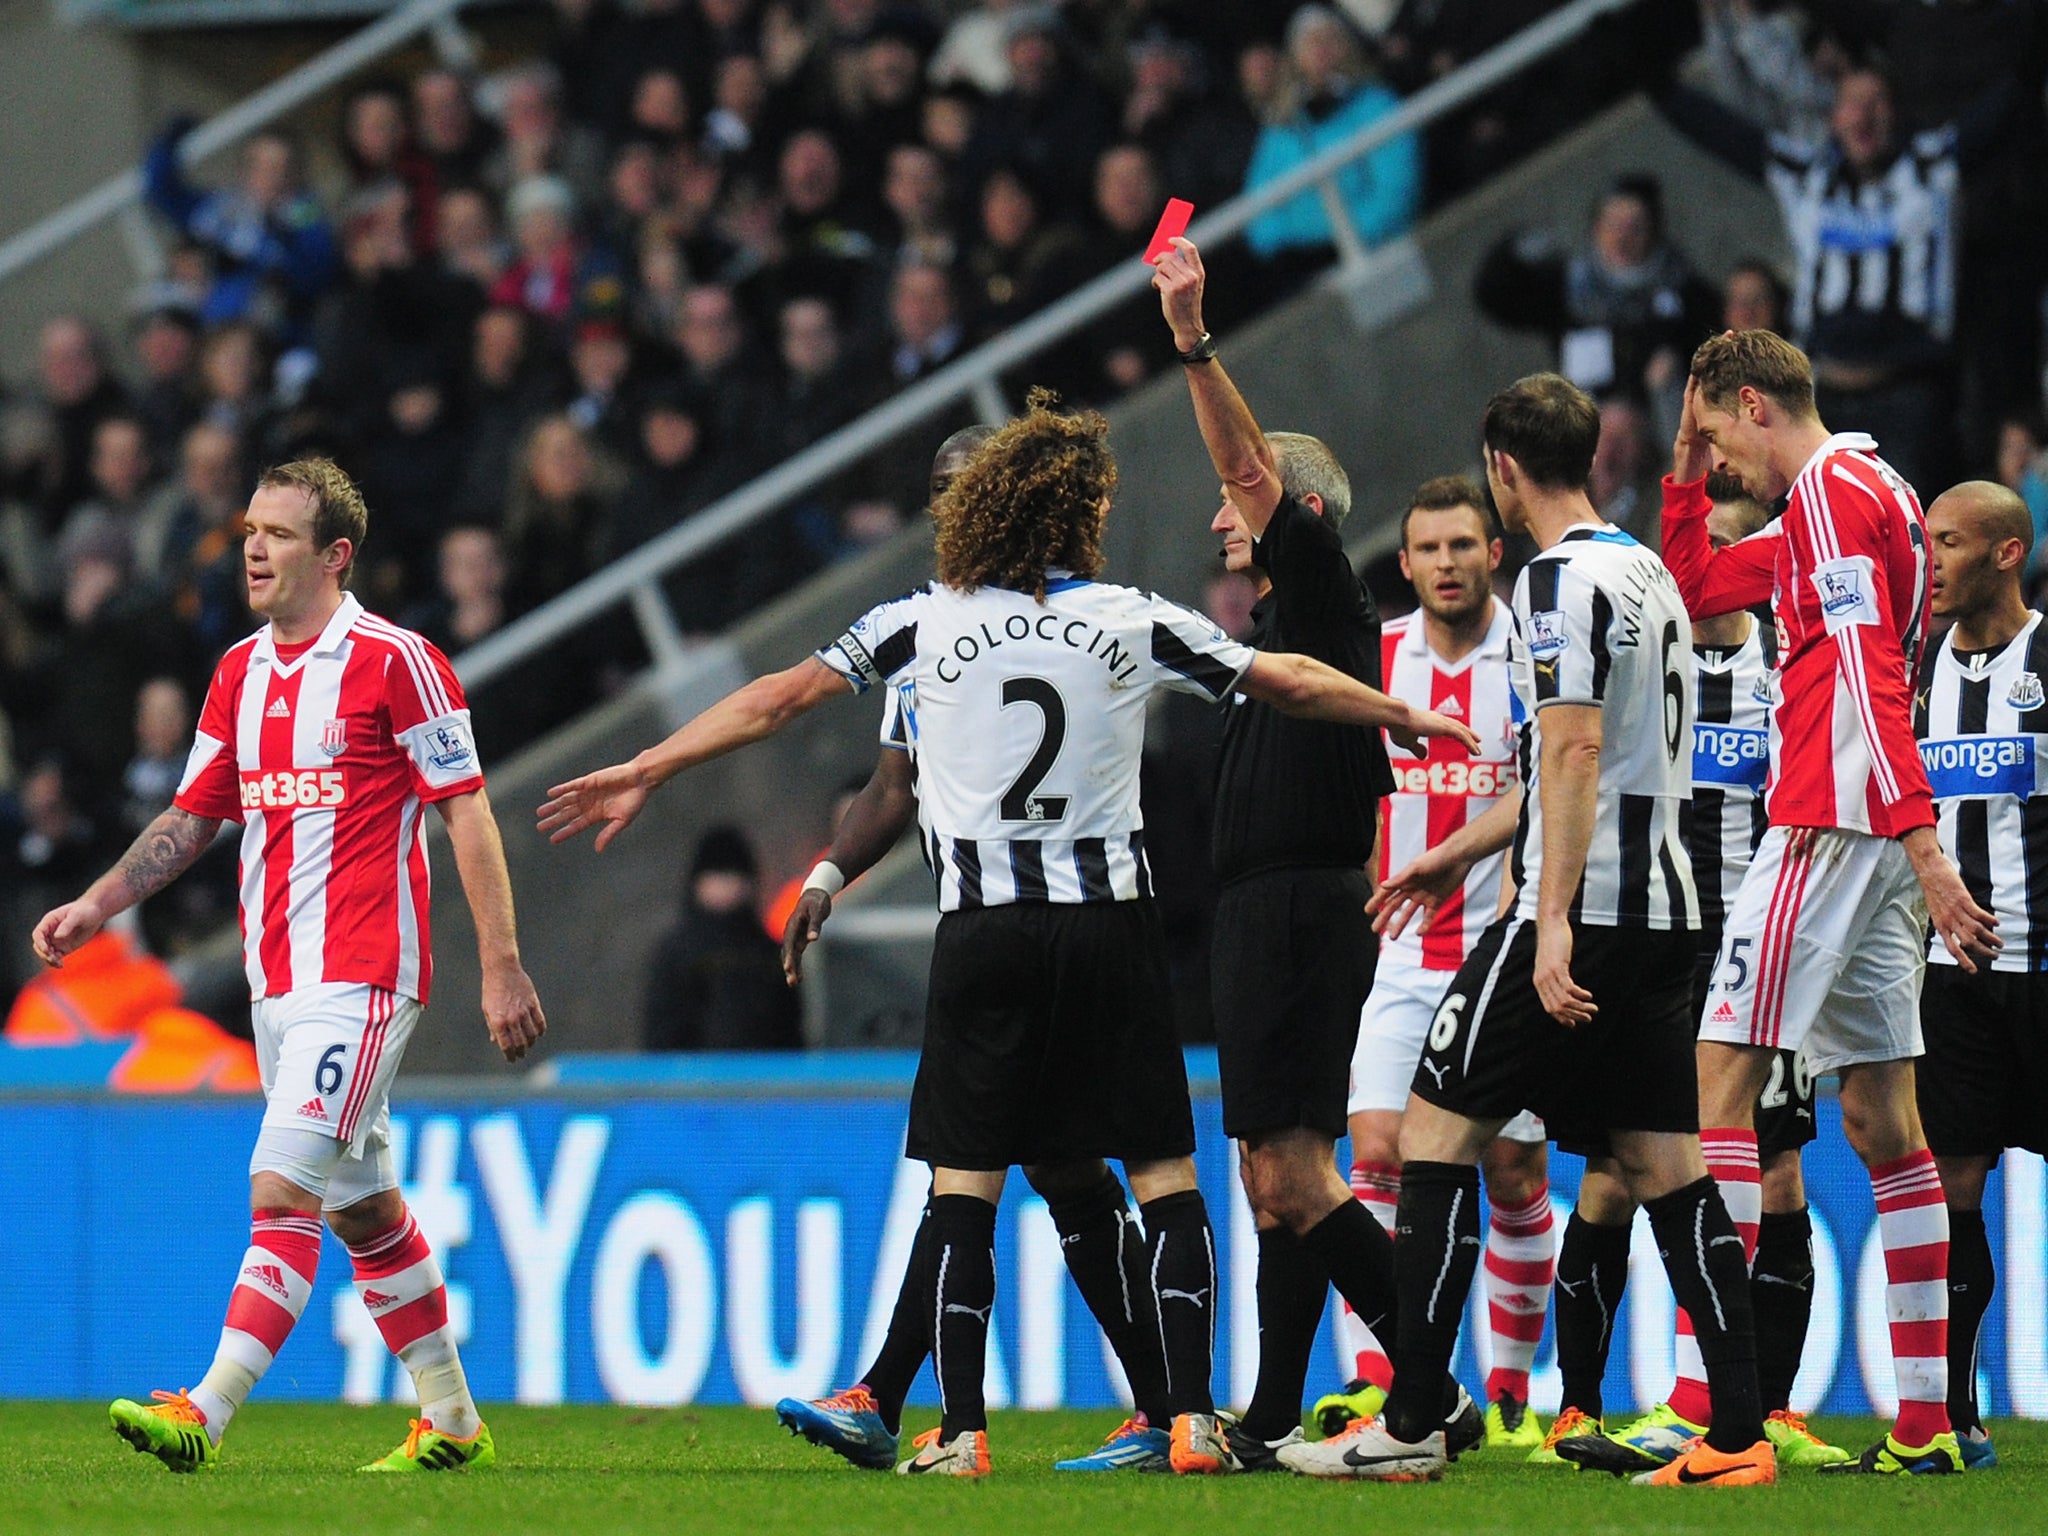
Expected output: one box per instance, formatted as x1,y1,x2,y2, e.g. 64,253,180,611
1268,431,1352,528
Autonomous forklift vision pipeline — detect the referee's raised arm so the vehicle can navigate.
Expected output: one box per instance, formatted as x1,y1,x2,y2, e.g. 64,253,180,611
1152,237,1282,530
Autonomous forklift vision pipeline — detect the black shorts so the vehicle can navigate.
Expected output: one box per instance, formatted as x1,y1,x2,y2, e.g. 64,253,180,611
1414,917,1698,1144
1919,964,2048,1160
1692,945,1817,1159
906,899,1195,1170
1211,867,1375,1140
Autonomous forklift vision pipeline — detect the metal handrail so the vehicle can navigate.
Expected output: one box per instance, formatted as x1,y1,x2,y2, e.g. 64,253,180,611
454,0,1644,689
0,0,471,289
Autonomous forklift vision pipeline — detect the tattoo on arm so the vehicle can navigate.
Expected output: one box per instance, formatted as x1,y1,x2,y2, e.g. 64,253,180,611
114,809,220,902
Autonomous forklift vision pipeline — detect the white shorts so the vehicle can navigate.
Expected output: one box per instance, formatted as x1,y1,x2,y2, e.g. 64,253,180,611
254,980,420,1164
1697,825,1927,1075
1347,953,1546,1142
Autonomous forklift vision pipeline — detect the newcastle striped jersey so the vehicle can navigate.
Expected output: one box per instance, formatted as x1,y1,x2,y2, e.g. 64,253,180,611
1509,524,1699,930
1915,612,2048,972
817,578,1254,912
1766,127,1959,360
1686,615,1778,939
1378,600,1521,971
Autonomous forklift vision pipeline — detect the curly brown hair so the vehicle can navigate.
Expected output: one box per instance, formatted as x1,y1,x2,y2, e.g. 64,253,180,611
934,389,1114,600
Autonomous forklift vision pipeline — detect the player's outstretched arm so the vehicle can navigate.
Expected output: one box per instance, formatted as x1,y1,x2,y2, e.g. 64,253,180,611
1370,786,1522,940
1240,650,1484,754
439,786,547,1063
784,747,917,986
1532,705,1601,1027
539,657,851,850
31,807,221,967
1154,237,1283,534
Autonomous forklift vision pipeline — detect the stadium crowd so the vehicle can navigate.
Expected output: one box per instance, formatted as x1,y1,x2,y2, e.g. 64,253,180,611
2,0,2045,1026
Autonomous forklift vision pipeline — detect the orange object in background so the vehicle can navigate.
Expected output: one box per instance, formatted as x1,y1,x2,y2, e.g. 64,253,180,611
4,930,257,1092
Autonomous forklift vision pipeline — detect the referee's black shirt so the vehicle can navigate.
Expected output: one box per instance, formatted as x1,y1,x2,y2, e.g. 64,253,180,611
1211,491,1395,884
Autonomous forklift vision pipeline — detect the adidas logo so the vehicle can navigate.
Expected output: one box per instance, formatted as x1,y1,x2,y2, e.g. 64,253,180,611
242,1261,290,1299
361,1288,401,1312
266,698,292,718
297,1097,329,1122
1435,696,1465,717
1711,1001,1738,1023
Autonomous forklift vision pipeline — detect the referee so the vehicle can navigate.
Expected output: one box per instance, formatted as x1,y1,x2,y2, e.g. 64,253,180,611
1152,239,1475,1468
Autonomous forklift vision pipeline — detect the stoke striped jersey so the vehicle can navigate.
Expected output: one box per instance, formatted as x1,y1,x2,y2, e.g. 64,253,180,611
1662,434,1934,837
1686,614,1778,937
1378,600,1520,970
817,578,1253,911
1915,612,2048,972
174,594,484,1002
1509,523,1698,930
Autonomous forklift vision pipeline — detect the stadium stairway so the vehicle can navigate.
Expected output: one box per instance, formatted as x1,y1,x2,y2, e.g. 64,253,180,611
203,95,1777,1073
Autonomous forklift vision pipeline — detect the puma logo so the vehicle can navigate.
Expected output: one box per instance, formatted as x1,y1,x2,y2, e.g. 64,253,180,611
1710,1235,1743,1248
943,1302,993,1323
1421,1061,1450,1089
1555,1277,1584,1298
1160,1287,1211,1307
1755,1273,1813,1292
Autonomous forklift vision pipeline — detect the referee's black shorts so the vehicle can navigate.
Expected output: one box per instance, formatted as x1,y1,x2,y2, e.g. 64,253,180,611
1415,916,1697,1145
906,898,1195,1171
1211,866,1375,1141
1919,963,2048,1161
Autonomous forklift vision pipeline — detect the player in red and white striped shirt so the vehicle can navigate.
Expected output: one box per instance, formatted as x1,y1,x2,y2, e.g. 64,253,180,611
1661,331,1997,1475
1326,479,1554,1451
33,460,545,1474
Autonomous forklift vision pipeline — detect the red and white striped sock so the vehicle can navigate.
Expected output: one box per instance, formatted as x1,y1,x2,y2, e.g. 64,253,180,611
190,1208,323,1441
1668,1130,1761,1426
349,1208,480,1438
1873,1151,1950,1447
1482,1182,1555,1405
1337,1161,1400,1390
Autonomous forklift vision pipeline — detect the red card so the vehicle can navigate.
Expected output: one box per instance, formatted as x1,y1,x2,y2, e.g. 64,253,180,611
1143,198,1195,263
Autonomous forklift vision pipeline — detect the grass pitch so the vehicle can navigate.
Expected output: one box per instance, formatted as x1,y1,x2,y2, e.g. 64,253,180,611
11,1403,2044,1535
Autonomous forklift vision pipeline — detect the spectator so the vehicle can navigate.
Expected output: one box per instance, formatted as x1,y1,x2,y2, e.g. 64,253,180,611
565,304,642,458
0,406,64,608
355,360,469,608
929,0,1023,95
60,415,158,558
119,676,190,837
959,163,1084,344
1066,143,1170,398
1721,256,1788,334
671,283,774,473
412,67,495,190
1682,0,1838,142
1661,61,2023,493
0,756,105,1008
37,316,131,523
502,414,622,612
141,123,338,342
879,142,957,272
960,10,1112,220
481,62,607,212
769,127,881,316
642,824,803,1051
627,66,692,151
340,82,439,250
455,305,563,521
490,174,624,334
1996,412,2048,583
609,382,750,607
1474,175,1717,441
921,81,983,166
1241,6,1421,285
703,51,772,178
834,16,934,193
1589,393,1657,542
768,294,858,461
128,302,204,469
195,321,281,459
1121,28,1258,213
433,184,509,294
136,423,248,653
598,138,666,257
880,260,964,389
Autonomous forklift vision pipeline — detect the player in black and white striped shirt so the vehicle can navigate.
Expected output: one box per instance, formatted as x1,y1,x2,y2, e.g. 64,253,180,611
541,392,1475,1476
1915,480,2048,1470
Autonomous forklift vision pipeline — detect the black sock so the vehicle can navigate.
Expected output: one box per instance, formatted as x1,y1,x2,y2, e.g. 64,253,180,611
1240,1225,1330,1441
928,1193,997,1438
1040,1169,1169,1425
1553,1211,1632,1422
1300,1197,1397,1337
1383,1162,1482,1444
1751,1207,1814,1416
1645,1177,1762,1452
858,1195,934,1433
1140,1190,1217,1417
1947,1207,1994,1434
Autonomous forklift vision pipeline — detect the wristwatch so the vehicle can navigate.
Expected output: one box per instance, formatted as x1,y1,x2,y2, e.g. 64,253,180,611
1177,330,1218,365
